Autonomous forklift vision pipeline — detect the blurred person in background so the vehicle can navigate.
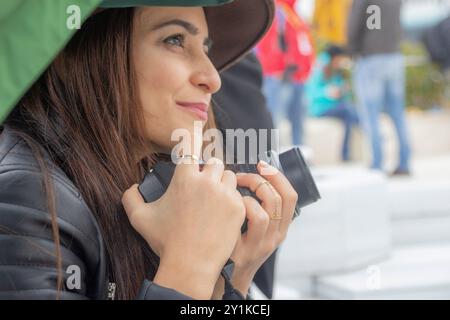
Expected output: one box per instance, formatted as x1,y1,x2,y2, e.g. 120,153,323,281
305,45,359,162
423,15,450,78
256,0,314,146
348,0,412,175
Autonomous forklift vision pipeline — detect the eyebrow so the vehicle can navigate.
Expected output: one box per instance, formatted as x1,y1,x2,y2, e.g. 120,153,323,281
151,19,213,51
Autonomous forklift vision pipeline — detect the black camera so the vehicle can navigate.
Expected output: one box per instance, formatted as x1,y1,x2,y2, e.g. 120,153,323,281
138,147,321,233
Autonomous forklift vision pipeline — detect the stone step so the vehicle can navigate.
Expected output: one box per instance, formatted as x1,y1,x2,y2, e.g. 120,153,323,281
388,156,450,244
276,166,391,277
314,243,450,299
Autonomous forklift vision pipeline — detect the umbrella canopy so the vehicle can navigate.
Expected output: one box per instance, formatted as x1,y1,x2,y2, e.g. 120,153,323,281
0,0,101,123
0,0,274,123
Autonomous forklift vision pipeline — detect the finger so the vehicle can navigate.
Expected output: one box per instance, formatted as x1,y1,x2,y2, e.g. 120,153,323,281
122,184,145,216
236,173,281,235
241,196,270,246
173,154,201,178
257,161,297,234
221,170,237,189
201,157,224,182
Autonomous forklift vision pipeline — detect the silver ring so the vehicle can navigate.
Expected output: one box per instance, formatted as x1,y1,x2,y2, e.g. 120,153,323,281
179,154,199,160
178,154,200,163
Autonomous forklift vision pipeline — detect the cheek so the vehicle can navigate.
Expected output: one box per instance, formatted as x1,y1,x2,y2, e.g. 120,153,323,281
134,46,192,147
136,47,177,109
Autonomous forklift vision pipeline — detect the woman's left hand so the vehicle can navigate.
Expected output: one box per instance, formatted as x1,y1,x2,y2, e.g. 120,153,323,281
227,160,298,297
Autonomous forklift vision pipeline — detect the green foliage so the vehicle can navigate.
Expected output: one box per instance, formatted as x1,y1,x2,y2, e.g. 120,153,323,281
402,41,448,110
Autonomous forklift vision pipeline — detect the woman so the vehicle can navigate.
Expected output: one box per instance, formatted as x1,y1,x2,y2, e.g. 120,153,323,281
0,0,298,300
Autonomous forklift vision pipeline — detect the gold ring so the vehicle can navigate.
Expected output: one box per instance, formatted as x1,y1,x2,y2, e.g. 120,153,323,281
254,180,283,220
271,197,283,220
271,209,283,220
254,180,271,194
268,184,282,220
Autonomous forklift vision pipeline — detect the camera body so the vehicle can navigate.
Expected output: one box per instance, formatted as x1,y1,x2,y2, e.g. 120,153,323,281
138,147,321,233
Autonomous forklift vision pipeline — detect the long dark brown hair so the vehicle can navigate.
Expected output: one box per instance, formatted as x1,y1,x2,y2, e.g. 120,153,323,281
4,8,218,299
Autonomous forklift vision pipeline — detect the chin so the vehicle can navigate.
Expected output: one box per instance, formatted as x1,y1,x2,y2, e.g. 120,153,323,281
179,119,207,130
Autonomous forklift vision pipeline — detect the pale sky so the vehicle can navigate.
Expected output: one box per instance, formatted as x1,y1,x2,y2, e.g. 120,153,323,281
295,0,450,29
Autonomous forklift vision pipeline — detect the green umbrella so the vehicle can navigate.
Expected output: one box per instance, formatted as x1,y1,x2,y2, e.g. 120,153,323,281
0,0,102,124
0,0,274,123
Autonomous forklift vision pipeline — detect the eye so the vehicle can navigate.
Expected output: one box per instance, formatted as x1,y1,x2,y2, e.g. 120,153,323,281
164,34,185,48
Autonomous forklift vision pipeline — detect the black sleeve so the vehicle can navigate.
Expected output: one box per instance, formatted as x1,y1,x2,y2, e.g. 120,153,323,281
0,167,197,300
0,168,104,299
136,280,193,300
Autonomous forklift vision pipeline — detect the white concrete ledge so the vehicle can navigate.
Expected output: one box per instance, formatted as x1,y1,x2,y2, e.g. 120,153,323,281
277,166,391,277
315,243,450,299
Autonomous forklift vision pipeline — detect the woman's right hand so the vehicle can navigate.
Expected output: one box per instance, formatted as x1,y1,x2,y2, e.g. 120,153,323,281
122,157,246,299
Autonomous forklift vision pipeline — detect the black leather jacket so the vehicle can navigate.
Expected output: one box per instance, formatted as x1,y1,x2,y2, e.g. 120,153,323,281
0,126,244,300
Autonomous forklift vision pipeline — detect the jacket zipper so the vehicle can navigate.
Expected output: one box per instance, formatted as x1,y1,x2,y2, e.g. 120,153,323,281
107,282,116,300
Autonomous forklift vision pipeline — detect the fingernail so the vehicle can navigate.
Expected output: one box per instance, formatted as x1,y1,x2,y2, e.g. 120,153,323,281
259,160,270,168
258,160,277,176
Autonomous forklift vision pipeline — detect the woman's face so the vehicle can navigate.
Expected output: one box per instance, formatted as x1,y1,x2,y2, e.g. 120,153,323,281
132,7,222,154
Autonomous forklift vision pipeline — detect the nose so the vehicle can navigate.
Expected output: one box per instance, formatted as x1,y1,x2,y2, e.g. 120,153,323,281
190,55,222,95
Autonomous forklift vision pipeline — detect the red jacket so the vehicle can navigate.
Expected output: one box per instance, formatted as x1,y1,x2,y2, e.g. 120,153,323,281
255,11,286,77
256,0,314,83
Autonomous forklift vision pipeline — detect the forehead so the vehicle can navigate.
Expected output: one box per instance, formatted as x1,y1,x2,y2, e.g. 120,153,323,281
134,6,209,33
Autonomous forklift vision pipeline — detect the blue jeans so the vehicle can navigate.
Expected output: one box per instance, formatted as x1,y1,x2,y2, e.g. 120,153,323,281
321,102,359,161
263,76,305,145
354,53,411,171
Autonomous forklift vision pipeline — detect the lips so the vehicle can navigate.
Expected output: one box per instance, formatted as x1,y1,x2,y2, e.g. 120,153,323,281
176,101,209,121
